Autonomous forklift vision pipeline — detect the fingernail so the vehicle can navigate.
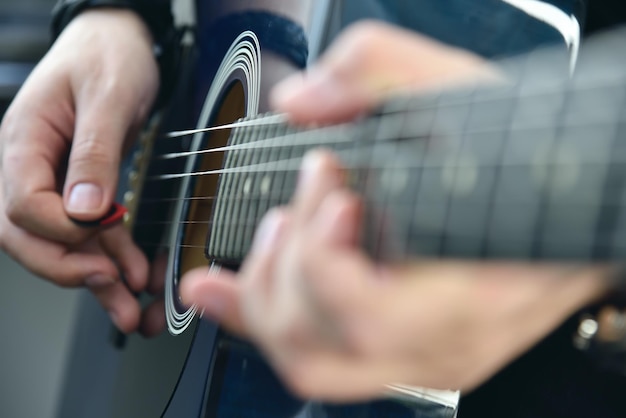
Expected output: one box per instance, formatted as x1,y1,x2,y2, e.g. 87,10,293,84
253,210,286,253
298,151,324,190
68,183,103,213
85,274,115,287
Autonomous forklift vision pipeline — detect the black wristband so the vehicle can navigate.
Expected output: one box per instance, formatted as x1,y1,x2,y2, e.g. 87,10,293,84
51,0,179,104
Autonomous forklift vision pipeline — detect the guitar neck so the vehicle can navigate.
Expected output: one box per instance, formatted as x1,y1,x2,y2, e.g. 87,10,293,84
207,28,626,264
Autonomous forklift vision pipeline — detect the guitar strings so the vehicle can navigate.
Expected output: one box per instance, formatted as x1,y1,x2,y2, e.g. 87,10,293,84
157,71,625,145
153,124,354,161
144,147,625,183
150,116,621,164
134,226,626,253
132,51,626,254
162,113,289,139
133,195,626,230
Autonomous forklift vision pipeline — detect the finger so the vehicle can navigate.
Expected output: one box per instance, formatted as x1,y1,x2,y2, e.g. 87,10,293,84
271,21,489,124
146,250,168,295
238,208,291,316
182,210,290,334
304,190,376,317
63,80,145,222
139,297,166,338
88,280,141,334
1,216,119,287
292,150,344,224
99,223,149,293
179,267,248,336
313,190,363,248
297,195,388,352
1,95,96,244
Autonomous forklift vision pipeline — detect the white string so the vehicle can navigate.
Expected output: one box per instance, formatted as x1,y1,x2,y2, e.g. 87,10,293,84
155,123,353,160
163,113,289,139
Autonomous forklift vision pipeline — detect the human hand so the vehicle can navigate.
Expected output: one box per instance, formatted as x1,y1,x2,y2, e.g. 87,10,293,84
181,148,609,400
0,9,159,333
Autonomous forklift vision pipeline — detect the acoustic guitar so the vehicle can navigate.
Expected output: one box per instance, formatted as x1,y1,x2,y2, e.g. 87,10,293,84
58,3,624,418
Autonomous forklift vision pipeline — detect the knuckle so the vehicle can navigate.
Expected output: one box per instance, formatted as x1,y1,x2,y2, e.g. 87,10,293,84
62,229,91,246
274,321,307,348
282,364,319,399
5,192,29,227
55,275,82,289
70,133,118,169
98,75,126,102
344,20,388,44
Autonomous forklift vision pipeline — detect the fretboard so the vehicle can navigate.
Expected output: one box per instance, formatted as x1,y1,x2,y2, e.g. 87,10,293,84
206,28,626,264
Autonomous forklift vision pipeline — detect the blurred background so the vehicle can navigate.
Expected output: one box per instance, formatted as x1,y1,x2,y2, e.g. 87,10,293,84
0,1,82,418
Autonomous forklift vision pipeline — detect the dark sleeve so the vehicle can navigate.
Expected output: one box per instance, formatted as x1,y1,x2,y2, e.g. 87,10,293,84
51,0,174,43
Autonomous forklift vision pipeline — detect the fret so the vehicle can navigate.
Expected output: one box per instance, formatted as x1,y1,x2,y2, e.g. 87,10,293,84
265,121,284,215
479,70,521,258
405,93,441,259
248,120,282,253
438,86,478,257
376,111,409,261
578,83,626,259
612,151,626,257
208,124,243,259
221,125,249,260
271,123,298,210
533,76,586,259
228,123,262,260
596,94,626,259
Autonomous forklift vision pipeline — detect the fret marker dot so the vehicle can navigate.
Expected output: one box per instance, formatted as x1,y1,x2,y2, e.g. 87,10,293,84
532,146,579,195
260,176,272,196
243,177,252,196
380,168,409,195
441,154,478,197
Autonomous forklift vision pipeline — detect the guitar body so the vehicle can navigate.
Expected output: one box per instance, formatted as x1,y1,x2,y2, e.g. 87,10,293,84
57,2,595,417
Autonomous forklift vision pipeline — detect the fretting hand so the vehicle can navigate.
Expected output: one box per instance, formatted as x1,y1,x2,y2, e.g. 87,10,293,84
180,22,611,400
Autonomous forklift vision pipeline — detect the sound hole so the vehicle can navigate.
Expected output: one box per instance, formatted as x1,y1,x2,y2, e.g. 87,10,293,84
180,81,246,276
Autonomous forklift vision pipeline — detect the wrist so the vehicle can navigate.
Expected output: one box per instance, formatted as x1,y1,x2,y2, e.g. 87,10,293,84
52,0,179,105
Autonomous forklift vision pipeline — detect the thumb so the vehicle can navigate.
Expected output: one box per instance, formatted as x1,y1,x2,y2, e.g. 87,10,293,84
180,267,248,337
63,96,138,221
